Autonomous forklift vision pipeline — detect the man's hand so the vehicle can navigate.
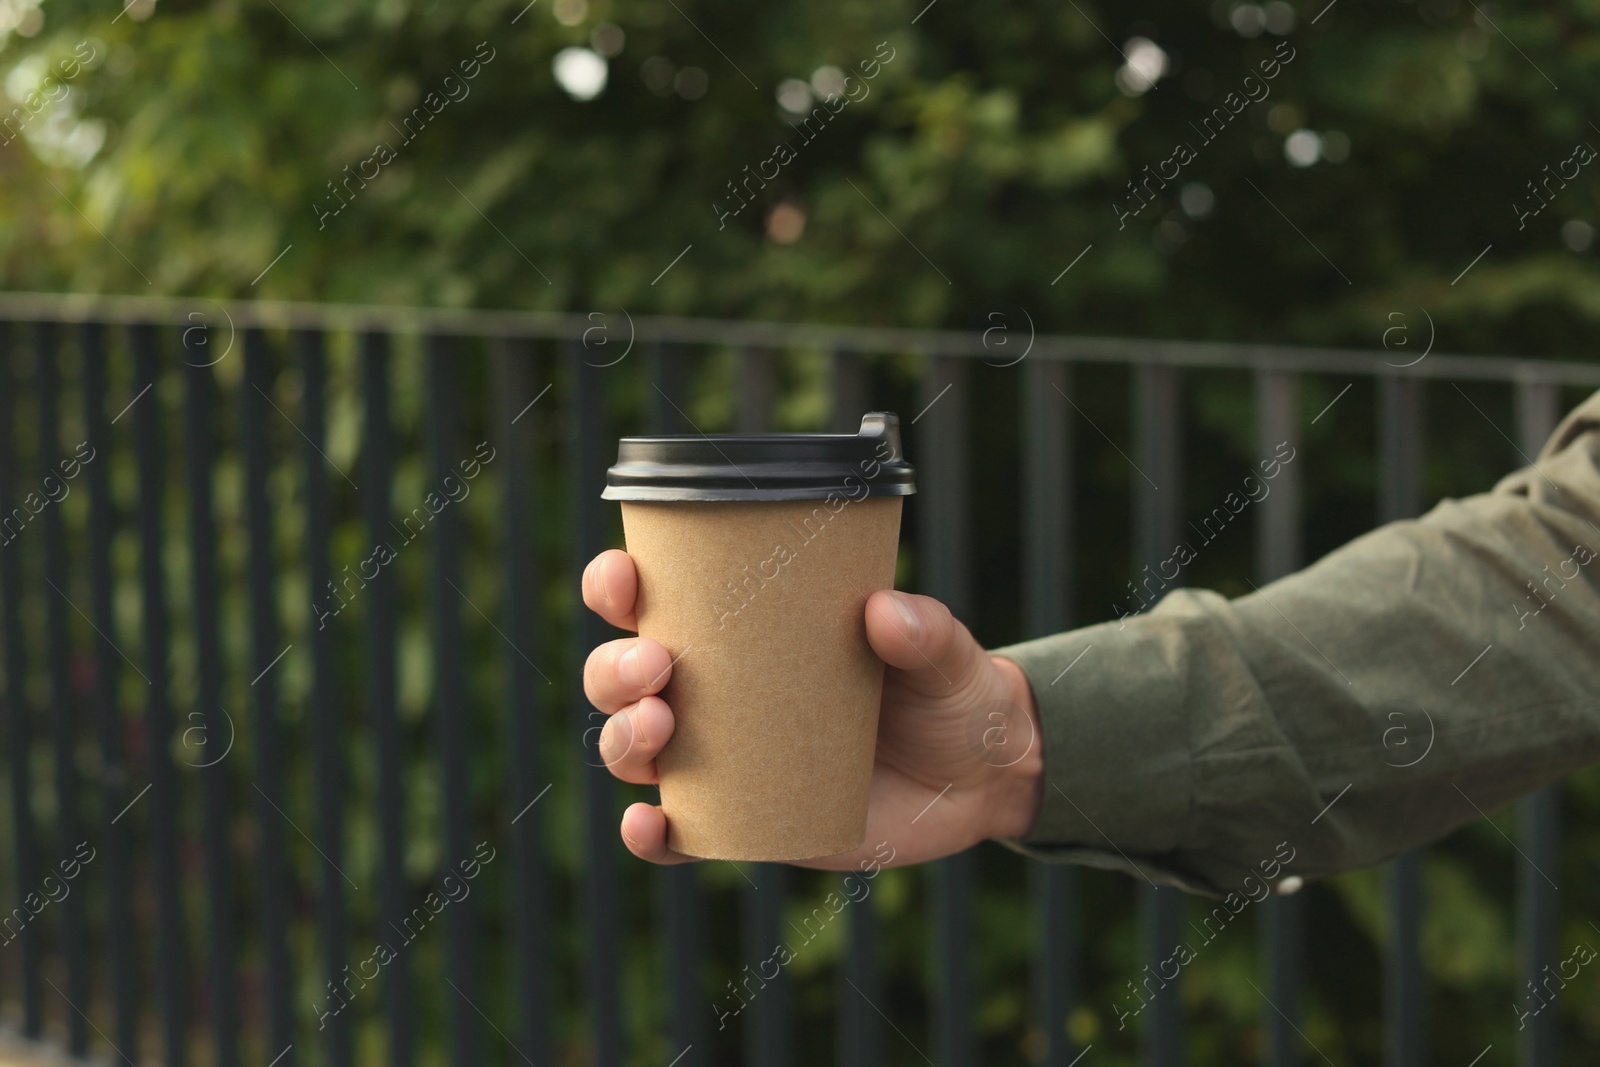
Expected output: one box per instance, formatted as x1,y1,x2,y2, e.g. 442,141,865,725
580,548,1044,870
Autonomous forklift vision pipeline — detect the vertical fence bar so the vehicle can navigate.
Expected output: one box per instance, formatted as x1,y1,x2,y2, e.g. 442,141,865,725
1254,370,1302,585
734,346,795,1067
838,865,882,1067
185,352,240,1067
648,342,689,432
737,346,772,433
242,332,295,1066
362,334,412,1067
299,331,352,1067
570,341,623,1067
1517,792,1560,1067
493,339,553,1067
1514,381,1559,460
1255,369,1303,1067
918,358,975,1067
658,863,706,1067
1515,378,1560,1067
1133,363,1185,581
829,349,869,434
645,341,708,1067
133,327,189,1067
37,328,90,1055
1023,357,1080,1066
833,347,880,1067
1378,373,1425,1067
0,326,9,1017
738,344,772,430
0,326,43,1038
1134,363,1184,1067
1385,854,1424,1065
1020,361,1075,672
1378,375,1423,523
742,863,793,1067
1033,862,1081,1066
81,325,140,1060
426,338,480,1066
1142,889,1185,1067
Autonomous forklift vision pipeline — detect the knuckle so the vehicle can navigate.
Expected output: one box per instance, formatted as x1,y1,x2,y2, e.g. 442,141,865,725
919,597,957,649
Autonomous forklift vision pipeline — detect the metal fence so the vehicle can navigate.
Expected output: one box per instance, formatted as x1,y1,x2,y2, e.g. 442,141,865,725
0,291,1597,1067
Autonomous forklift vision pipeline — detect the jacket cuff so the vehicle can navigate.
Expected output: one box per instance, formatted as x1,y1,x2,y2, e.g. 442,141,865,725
989,617,1201,891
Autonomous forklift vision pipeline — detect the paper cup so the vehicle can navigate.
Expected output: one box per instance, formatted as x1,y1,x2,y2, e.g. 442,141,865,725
602,414,916,861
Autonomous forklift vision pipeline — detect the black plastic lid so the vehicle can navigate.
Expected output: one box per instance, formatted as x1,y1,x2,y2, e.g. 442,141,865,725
602,412,916,502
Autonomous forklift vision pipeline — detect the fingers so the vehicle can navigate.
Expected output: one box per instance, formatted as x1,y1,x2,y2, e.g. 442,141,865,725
619,802,698,864
598,696,675,784
584,636,676,715
582,549,640,631
863,590,988,695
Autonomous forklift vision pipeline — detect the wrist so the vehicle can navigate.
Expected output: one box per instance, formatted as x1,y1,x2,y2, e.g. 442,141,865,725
985,655,1045,840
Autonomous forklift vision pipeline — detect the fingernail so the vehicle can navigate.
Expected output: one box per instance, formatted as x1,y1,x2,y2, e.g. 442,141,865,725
891,594,921,640
619,643,642,686
597,559,611,604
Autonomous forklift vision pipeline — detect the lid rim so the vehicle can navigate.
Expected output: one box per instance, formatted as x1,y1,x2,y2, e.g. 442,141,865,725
602,411,917,502
601,484,917,502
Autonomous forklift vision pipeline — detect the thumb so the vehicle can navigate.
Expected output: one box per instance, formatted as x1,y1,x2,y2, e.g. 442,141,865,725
864,591,988,695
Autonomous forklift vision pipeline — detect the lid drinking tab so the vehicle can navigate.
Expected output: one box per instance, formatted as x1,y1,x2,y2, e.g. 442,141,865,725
601,412,916,502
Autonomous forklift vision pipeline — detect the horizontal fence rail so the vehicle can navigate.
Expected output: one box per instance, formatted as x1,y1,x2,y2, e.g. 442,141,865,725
0,295,1592,1067
2,290,1600,384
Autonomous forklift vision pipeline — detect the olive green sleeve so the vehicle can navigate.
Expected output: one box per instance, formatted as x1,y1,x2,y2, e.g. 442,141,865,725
990,389,1600,898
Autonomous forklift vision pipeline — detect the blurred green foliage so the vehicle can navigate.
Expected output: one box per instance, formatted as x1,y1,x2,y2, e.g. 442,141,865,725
0,0,1598,351
0,0,1599,1065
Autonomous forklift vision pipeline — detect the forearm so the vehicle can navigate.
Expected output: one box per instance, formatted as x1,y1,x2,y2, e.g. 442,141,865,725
992,391,1600,896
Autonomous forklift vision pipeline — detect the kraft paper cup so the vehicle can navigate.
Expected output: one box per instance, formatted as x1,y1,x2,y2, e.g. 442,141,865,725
602,413,916,862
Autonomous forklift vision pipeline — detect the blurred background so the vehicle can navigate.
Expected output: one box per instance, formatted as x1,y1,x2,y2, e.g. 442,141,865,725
0,0,1599,1065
